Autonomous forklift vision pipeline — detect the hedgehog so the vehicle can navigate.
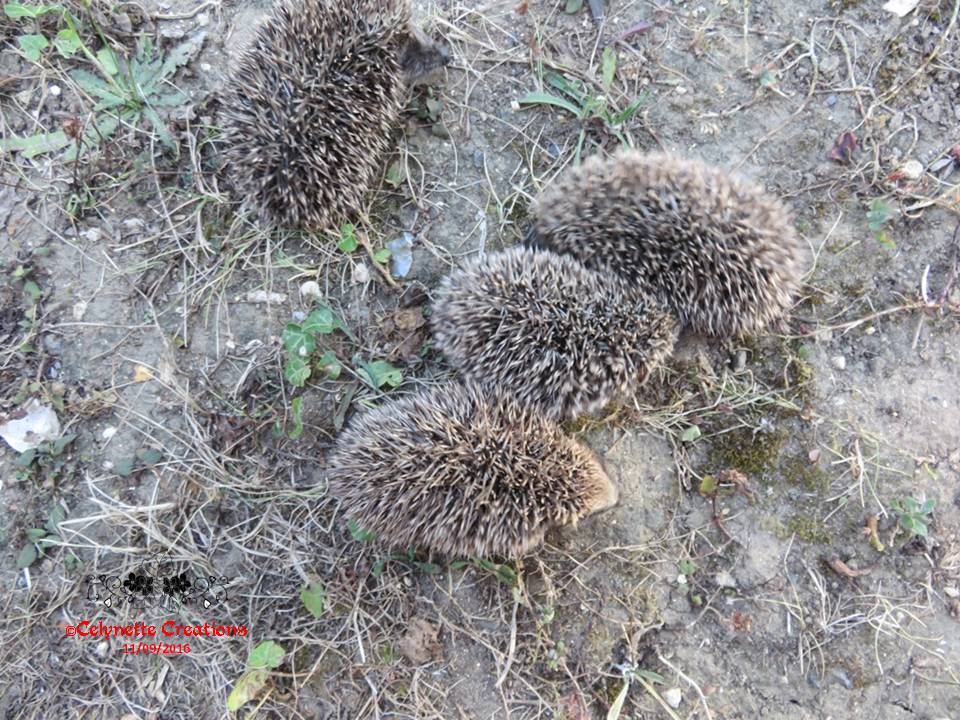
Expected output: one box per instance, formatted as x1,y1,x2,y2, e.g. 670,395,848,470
326,382,618,558
430,247,678,421
525,150,808,338
219,0,448,231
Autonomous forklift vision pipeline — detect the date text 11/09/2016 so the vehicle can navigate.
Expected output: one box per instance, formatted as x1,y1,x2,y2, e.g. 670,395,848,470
123,643,191,655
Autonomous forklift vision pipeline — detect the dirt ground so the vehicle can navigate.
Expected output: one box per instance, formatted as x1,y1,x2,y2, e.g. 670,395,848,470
2,0,959,717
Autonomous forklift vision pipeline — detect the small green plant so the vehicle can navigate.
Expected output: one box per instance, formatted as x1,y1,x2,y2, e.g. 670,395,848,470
889,496,935,537
299,581,326,618
282,305,345,388
518,47,647,162
226,640,285,712
866,198,896,250
2,3,200,159
450,557,519,586
678,559,697,577
347,519,377,543
607,667,666,720
17,502,68,568
15,432,76,483
371,547,441,577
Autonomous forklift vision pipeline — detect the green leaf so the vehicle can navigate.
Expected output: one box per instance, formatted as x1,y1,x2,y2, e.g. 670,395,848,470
678,559,697,576
282,323,317,357
920,498,936,514
283,357,311,388
384,161,405,188
356,359,403,390
347,519,376,543
302,307,335,335
371,558,389,577
50,433,76,456
601,46,616,90
142,105,175,150
5,3,64,18
681,425,701,443
338,223,358,252
114,456,136,477
873,230,895,250
46,504,66,534
759,69,777,87
156,34,204,84
52,27,81,57
23,280,41,301
248,639,284,669
866,198,893,232
609,91,649,125
517,91,582,118
96,45,119,75
0,131,71,158
25,528,48,541
16,544,38,568
70,69,126,103
564,0,583,13
17,34,48,62
415,561,441,574
226,669,269,712
606,681,629,720
150,90,190,107
15,448,37,468
299,582,326,618
136,447,163,465
288,396,304,440
372,248,391,264
317,350,341,380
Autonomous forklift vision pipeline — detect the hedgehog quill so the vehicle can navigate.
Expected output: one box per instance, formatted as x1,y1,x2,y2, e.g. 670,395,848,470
326,382,618,558
220,0,448,231
431,247,678,420
527,150,808,338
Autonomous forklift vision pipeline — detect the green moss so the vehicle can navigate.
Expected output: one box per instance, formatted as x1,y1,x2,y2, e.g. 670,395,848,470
506,196,530,225
780,454,830,493
786,511,831,543
708,427,787,477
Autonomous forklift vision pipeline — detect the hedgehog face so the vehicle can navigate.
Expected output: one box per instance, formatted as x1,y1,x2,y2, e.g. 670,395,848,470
579,460,619,516
398,25,450,85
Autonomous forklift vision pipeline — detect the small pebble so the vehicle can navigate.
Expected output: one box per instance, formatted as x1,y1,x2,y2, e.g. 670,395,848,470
662,688,682,709
901,159,924,180
831,354,846,370
825,94,837,107
299,280,322,302
49,84,61,97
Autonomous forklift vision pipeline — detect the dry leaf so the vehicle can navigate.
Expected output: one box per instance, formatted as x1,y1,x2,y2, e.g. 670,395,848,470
133,364,153,382
398,617,441,664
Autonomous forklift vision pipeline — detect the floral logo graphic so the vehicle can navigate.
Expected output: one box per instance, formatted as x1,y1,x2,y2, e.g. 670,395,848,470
85,553,228,611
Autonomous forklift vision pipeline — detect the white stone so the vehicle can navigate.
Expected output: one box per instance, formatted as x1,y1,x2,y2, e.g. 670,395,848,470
662,687,682,709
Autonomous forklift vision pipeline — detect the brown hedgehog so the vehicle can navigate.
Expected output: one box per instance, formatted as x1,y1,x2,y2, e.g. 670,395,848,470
220,0,448,231
526,150,808,337
430,247,678,420
326,382,618,558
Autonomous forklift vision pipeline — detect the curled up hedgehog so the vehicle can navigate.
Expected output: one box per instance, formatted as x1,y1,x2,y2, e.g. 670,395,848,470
526,150,808,338
219,0,448,230
430,247,678,421
326,382,618,558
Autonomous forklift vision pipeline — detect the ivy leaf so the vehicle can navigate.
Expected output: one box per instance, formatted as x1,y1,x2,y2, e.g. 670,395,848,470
136,447,163,466
299,582,326,618
17,34,48,62
355,358,403,390
301,307,335,335
5,3,64,18
337,223,358,252
384,161,405,188
317,350,341,380
284,357,311,388
372,248,391,264
282,323,317,357
52,27,81,57
248,640,285,669
114,456,136,477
